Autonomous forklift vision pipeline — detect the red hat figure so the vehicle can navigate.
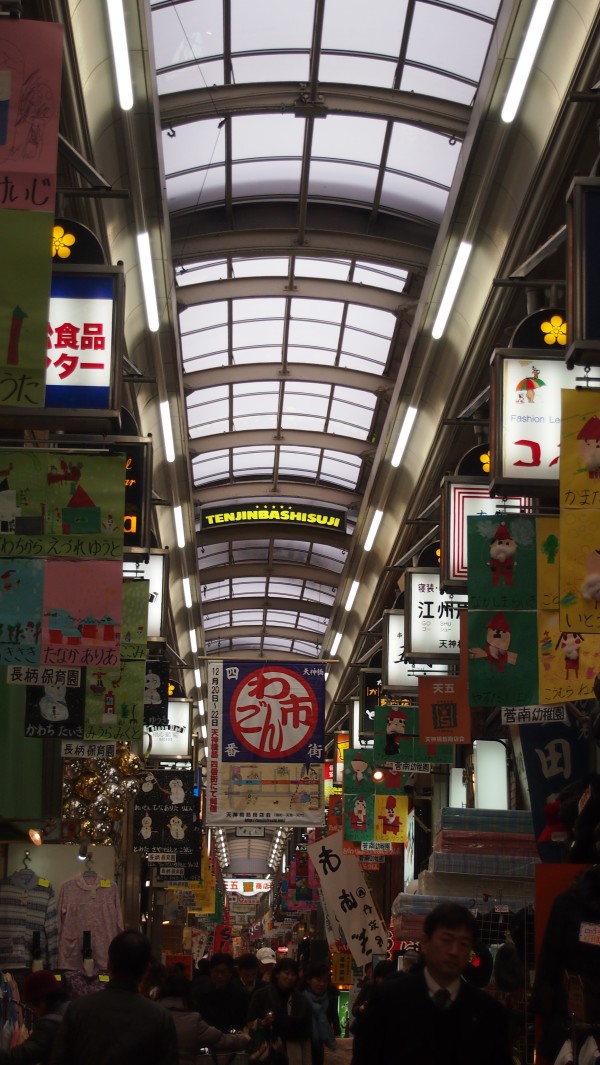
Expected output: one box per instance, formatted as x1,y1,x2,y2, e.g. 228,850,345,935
577,415,600,478
488,523,517,586
485,612,512,673
379,795,401,836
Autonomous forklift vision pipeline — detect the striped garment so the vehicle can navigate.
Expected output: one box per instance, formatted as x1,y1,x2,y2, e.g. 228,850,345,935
0,868,58,969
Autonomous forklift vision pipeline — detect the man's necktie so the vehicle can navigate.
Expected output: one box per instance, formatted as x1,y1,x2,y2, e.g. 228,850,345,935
433,988,451,1009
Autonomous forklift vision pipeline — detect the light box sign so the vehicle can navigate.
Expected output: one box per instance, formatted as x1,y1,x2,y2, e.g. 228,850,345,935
200,502,346,533
490,350,575,496
122,550,168,639
143,698,192,759
224,879,271,896
404,568,467,663
440,476,533,591
383,610,419,690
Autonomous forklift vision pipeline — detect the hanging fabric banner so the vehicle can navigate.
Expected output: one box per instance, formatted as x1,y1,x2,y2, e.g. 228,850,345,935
0,20,63,408
307,829,389,966
206,659,326,825
467,513,538,706
559,389,600,632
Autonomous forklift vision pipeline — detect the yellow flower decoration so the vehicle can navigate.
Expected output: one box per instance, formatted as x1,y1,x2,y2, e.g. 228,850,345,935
52,224,76,259
540,314,567,346
479,450,490,474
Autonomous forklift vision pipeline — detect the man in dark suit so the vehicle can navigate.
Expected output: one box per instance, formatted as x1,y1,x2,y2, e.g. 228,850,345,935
364,902,513,1065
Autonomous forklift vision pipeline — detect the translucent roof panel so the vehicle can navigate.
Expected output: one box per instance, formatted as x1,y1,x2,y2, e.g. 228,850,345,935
149,0,506,668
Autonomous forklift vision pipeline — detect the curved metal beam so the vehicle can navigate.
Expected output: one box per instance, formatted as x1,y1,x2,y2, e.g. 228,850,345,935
171,216,434,270
192,480,360,509
197,523,350,550
160,83,470,140
184,362,393,398
197,561,340,586
189,427,376,459
204,623,322,643
202,596,332,618
176,275,413,315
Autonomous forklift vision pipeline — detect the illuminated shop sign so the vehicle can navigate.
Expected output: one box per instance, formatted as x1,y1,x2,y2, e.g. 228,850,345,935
200,503,346,532
490,349,575,497
404,568,467,663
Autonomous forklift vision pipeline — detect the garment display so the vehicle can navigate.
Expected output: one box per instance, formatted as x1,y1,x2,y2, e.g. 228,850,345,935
57,873,123,972
0,870,58,971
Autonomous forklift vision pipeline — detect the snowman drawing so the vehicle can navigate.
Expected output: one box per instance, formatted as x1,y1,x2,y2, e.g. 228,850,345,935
169,778,185,803
140,813,153,840
167,815,185,840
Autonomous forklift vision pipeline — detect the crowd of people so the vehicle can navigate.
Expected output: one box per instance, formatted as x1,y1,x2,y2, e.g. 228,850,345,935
2,903,515,1065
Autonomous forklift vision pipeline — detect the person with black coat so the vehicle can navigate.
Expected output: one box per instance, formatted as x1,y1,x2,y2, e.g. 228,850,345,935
363,902,513,1065
247,958,312,1065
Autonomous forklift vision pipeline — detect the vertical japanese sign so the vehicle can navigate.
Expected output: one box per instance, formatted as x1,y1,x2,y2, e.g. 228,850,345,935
418,675,470,745
467,514,538,706
382,611,418,689
133,768,199,882
559,389,600,632
0,20,63,409
307,830,389,966
516,708,589,861
206,660,325,826
45,270,118,412
404,568,467,662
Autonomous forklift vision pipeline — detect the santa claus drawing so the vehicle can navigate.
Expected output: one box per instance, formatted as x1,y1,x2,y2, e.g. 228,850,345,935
577,414,600,478
469,611,518,673
487,522,517,586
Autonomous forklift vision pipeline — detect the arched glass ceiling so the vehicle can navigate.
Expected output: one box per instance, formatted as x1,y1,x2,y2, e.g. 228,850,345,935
150,0,502,659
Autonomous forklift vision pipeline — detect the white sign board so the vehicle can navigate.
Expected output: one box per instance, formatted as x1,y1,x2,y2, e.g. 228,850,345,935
405,568,467,663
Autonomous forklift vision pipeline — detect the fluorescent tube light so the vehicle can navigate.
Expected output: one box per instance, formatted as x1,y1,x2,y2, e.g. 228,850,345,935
364,509,383,552
173,505,186,548
195,670,202,689
431,242,472,340
203,745,208,760
391,406,418,468
330,631,343,656
501,0,555,123
189,628,198,654
106,0,134,110
182,577,192,608
200,723,207,740
198,699,206,717
345,580,360,612
136,232,160,332
159,399,175,463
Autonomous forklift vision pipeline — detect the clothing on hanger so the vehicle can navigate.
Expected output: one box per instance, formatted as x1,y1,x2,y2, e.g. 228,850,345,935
0,870,58,970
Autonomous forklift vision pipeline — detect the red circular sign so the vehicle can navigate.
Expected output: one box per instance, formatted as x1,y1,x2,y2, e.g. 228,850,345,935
230,667,318,758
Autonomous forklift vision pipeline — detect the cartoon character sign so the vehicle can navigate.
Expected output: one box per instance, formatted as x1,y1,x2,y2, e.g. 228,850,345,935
139,813,153,840
555,632,583,679
39,681,69,722
384,708,407,755
577,415,600,478
378,795,401,836
348,796,368,831
169,778,185,804
167,815,185,841
469,611,518,673
488,522,518,587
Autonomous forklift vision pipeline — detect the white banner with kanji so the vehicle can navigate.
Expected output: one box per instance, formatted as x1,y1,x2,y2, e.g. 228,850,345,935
307,830,389,966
